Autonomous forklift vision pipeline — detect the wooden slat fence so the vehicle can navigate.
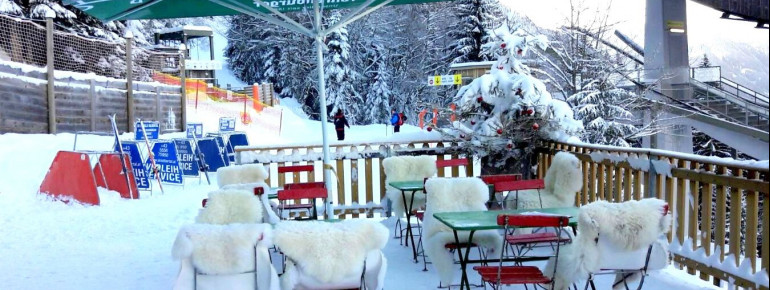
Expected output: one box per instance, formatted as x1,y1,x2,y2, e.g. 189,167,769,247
538,142,769,290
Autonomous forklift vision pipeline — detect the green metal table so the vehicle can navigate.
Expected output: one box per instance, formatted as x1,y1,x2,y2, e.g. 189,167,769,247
433,207,579,290
388,180,426,262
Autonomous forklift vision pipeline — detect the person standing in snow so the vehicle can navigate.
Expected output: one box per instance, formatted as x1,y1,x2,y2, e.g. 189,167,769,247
390,110,406,133
334,109,350,141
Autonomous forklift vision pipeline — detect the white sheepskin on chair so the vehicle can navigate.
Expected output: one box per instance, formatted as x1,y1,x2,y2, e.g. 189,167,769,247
545,198,672,290
274,220,389,289
382,155,437,217
196,189,263,225
507,151,582,209
422,177,503,286
217,163,269,188
171,223,279,290
220,182,280,225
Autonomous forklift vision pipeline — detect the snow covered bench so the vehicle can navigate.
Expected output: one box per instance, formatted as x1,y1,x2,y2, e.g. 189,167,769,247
171,223,279,290
274,219,389,290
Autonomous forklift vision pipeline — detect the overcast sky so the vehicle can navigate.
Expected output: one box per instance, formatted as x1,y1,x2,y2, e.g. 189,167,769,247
500,0,770,51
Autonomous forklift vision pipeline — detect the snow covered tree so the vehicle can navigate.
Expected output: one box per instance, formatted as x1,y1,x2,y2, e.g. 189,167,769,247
362,42,392,124
444,0,505,64
324,11,363,124
534,0,645,147
445,22,583,173
0,0,23,15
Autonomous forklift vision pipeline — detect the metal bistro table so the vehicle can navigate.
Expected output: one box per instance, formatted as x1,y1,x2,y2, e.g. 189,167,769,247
433,207,579,290
388,180,427,262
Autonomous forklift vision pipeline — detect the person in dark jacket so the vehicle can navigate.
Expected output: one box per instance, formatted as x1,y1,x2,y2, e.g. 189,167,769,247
333,109,350,141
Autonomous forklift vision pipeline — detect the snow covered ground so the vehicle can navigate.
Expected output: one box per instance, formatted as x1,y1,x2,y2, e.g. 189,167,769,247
0,104,722,289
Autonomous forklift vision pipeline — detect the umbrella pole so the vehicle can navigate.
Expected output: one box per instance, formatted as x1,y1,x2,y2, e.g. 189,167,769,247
314,2,333,219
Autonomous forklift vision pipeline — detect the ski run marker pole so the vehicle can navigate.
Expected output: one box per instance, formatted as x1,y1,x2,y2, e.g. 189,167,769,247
108,114,135,199
138,118,165,194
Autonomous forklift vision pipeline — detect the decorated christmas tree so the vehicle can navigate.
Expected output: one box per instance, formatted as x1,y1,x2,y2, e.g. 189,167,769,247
444,22,584,173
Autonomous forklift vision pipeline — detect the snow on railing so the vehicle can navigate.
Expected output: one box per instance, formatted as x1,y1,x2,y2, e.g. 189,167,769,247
538,141,769,289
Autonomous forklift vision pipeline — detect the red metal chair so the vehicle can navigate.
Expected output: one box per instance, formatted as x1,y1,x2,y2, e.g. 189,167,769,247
495,179,545,209
276,187,327,220
473,214,569,290
480,174,522,208
435,158,469,169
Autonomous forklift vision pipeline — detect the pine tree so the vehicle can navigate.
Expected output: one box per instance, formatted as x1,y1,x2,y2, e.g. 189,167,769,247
363,43,392,124
324,11,362,124
444,0,505,64
446,22,583,171
0,0,23,15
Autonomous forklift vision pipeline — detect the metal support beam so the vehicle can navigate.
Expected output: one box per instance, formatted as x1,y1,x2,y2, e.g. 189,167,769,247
46,14,56,134
322,0,395,36
324,0,377,34
209,0,313,37
313,0,333,218
252,0,314,36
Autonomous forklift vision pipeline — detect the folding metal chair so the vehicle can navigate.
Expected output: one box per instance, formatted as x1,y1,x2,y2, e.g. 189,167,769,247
276,187,327,220
473,214,569,290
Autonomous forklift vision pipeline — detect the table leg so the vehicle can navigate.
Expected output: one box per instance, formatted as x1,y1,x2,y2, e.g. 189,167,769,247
400,189,418,261
453,229,476,290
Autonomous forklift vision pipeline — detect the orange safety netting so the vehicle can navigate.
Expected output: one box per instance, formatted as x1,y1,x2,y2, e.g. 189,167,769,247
152,72,267,112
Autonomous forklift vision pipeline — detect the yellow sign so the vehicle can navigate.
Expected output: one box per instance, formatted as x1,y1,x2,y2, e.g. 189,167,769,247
666,20,685,30
428,74,462,86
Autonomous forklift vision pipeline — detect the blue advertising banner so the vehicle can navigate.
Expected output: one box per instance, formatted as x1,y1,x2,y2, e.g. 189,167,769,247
116,141,151,190
147,141,183,185
219,117,236,132
135,121,160,140
213,136,231,167
174,139,199,177
197,138,227,172
225,133,249,162
186,123,203,139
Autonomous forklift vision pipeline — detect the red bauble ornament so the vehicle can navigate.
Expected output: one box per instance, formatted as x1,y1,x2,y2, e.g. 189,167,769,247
470,120,476,125
526,108,534,115
532,123,540,130
477,96,483,103
517,48,523,55
460,134,466,139
498,66,504,70
500,43,507,49
507,143,513,149
427,126,433,132
496,128,503,135
515,88,522,96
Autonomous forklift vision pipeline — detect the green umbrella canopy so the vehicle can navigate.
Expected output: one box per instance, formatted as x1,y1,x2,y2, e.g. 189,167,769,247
64,0,449,21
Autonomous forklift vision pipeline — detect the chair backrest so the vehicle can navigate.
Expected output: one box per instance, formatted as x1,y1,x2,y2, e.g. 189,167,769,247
277,164,314,174
494,179,545,192
196,190,264,225
284,182,325,190
216,164,269,188
172,223,271,275
496,214,569,228
382,155,437,184
424,177,489,213
277,188,327,201
480,174,522,185
435,158,468,168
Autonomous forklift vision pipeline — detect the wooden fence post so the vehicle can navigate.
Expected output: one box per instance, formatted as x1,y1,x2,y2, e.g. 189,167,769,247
89,79,96,131
125,31,134,131
179,45,187,129
45,12,56,134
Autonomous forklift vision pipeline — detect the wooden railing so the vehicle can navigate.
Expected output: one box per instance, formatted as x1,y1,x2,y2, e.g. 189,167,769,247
537,141,769,289
234,139,475,218
236,139,768,289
